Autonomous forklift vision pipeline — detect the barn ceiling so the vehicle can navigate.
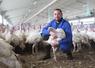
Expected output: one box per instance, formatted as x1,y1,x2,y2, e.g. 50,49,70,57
0,0,95,25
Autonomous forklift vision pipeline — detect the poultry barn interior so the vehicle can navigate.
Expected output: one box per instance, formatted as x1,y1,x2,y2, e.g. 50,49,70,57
0,0,95,68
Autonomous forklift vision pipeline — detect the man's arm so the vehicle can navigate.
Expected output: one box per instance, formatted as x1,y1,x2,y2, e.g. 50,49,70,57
41,23,52,35
41,22,52,40
59,22,72,43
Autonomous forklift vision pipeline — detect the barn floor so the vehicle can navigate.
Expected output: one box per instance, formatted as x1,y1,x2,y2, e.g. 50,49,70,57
18,48,95,68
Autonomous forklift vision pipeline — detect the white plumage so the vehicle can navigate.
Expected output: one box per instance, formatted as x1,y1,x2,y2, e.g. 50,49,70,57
25,31,42,55
47,27,66,45
26,31,42,44
0,38,13,57
0,38,22,68
46,27,66,61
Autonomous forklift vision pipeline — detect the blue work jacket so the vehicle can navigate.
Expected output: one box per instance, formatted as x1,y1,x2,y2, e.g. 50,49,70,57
41,18,73,52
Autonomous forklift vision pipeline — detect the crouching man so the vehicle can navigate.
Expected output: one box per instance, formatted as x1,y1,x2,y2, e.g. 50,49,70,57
41,8,73,60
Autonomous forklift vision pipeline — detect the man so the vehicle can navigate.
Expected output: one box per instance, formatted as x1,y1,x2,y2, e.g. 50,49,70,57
41,8,73,60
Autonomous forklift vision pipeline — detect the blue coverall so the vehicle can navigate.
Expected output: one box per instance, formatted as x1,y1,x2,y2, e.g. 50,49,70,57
41,18,73,53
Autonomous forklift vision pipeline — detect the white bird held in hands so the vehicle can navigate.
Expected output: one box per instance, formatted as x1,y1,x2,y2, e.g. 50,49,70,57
47,27,66,61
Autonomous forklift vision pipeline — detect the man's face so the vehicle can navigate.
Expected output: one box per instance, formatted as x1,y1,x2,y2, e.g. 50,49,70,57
53,10,62,21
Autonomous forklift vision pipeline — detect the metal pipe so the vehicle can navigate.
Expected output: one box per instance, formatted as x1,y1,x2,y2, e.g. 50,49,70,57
24,0,58,23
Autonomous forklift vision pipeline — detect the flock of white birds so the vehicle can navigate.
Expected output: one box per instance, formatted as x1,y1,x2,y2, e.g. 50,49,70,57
0,26,95,68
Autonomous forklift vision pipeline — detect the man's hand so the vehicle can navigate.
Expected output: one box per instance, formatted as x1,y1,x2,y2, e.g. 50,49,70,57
49,31,57,38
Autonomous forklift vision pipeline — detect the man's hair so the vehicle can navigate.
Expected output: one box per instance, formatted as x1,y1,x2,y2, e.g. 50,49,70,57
54,8,62,13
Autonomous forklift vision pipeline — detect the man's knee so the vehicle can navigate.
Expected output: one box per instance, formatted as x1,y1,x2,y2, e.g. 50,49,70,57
60,47,73,60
